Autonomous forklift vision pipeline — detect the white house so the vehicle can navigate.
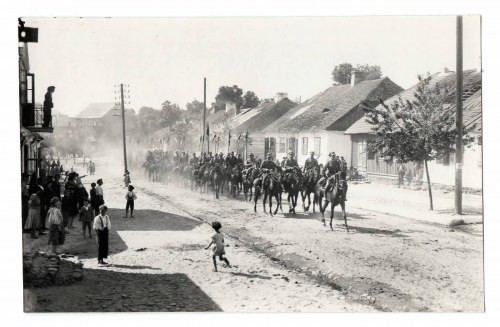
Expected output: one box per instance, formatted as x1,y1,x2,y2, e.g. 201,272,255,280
345,69,482,189
263,72,403,166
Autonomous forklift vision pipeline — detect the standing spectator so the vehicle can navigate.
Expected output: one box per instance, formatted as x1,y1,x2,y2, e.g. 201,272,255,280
46,197,64,254
124,185,137,218
25,188,44,239
93,205,111,265
123,170,131,189
397,162,407,188
52,174,61,199
406,167,414,188
79,198,94,238
89,183,99,217
62,172,79,229
96,179,105,206
43,86,55,128
21,173,30,230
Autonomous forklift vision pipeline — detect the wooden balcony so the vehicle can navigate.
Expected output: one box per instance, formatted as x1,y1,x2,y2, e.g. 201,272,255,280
22,103,54,133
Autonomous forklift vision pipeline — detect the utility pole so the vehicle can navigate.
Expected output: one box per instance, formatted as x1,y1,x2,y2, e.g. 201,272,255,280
115,84,129,173
202,77,207,153
455,16,463,215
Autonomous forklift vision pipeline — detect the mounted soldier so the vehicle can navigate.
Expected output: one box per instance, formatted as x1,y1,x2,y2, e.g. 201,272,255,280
245,153,258,169
260,153,277,171
282,151,299,170
303,151,319,173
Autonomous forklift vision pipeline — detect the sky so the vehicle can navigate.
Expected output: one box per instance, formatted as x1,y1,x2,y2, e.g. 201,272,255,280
24,16,481,117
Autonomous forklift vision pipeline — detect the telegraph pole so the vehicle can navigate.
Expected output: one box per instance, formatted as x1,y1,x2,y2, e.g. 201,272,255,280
120,84,128,173
455,16,463,215
202,77,207,153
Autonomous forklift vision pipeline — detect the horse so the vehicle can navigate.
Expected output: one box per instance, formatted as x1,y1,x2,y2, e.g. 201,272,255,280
301,166,321,212
242,167,259,201
213,164,224,199
320,173,348,231
282,167,302,214
259,169,283,216
229,166,243,197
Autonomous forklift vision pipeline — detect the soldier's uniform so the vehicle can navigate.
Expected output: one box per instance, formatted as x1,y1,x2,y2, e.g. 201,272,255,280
282,158,299,168
322,159,340,177
304,157,319,171
260,159,277,171
246,158,258,169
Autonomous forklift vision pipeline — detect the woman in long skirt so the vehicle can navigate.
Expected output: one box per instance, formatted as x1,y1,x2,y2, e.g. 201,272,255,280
46,197,64,254
93,205,111,265
24,189,43,239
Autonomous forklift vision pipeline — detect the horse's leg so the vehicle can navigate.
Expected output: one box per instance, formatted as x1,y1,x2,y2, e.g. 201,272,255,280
269,193,273,216
263,193,268,214
279,192,283,212
341,201,348,232
330,202,335,231
273,194,280,215
287,193,292,213
254,187,260,212
301,190,307,211
321,200,329,225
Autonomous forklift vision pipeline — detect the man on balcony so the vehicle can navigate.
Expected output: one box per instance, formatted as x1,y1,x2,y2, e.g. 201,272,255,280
43,86,55,128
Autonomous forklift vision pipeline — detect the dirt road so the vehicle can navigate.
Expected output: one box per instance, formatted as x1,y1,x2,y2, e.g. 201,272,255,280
135,177,484,312
28,178,372,312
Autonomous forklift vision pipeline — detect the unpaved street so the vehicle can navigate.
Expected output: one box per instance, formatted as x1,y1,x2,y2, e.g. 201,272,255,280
29,177,372,312
29,164,483,312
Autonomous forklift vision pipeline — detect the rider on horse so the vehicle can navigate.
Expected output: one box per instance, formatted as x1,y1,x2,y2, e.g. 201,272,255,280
245,153,258,169
303,151,319,173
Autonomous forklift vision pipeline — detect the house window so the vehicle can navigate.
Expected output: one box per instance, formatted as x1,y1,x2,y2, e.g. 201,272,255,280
314,137,321,155
288,137,297,153
367,142,375,160
302,137,308,155
278,137,286,153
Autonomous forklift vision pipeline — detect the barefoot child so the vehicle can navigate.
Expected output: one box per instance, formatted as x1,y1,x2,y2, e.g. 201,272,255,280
204,221,230,272
124,185,137,218
79,198,93,238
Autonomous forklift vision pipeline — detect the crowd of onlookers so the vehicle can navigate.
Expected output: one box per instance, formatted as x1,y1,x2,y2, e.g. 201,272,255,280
22,159,105,255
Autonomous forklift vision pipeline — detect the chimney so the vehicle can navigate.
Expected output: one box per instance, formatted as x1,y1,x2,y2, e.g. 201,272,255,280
225,100,237,115
351,70,368,87
274,92,288,103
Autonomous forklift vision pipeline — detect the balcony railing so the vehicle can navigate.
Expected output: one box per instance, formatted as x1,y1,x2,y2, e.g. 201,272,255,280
22,103,53,133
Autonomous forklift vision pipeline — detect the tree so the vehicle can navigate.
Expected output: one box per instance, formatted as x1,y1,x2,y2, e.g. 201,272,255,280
332,63,353,85
159,100,182,128
361,74,473,210
242,91,260,109
215,85,244,109
184,99,204,122
331,63,383,85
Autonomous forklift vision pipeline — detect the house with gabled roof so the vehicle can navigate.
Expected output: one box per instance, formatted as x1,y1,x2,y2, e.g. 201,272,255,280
345,69,482,188
263,72,403,166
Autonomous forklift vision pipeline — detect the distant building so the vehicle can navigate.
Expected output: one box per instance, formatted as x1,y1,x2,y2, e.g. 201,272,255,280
264,73,403,165
345,69,482,189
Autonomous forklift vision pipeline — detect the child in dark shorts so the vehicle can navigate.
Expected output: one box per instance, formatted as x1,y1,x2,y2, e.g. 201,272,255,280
205,221,230,272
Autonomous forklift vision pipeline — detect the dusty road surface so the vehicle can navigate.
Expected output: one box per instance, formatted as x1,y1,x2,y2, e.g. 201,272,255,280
28,178,372,312
134,174,483,312
28,161,483,312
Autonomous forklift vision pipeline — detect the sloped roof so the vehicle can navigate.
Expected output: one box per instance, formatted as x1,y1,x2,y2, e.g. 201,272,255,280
345,70,482,135
232,98,296,134
264,77,403,133
76,103,118,119
463,89,482,133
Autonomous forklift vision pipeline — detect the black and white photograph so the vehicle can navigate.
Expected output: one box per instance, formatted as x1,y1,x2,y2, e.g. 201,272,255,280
6,3,497,319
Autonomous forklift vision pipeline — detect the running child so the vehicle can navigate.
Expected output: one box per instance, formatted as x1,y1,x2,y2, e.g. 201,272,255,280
204,221,230,272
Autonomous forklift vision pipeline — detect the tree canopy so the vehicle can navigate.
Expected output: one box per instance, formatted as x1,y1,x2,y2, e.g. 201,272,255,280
332,63,383,84
361,74,473,209
242,91,260,109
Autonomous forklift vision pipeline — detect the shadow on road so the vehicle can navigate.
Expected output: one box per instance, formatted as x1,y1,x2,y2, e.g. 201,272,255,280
29,269,222,312
228,271,272,280
347,225,407,238
107,263,161,270
107,208,203,232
